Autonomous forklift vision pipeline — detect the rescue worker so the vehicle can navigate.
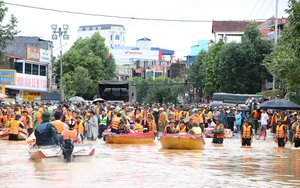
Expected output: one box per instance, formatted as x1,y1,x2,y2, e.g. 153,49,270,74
164,120,178,134
22,110,33,136
188,122,202,136
212,118,224,144
34,112,60,146
240,119,253,146
108,109,125,133
158,107,168,137
74,115,85,140
134,119,144,133
33,107,42,129
251,108,261,135
290,116,298,142
145,114,157,134
98,110,108,139
61,119,82,143
275,119,287,147
51,111,68,135
293,122,300,148
8,114,24,141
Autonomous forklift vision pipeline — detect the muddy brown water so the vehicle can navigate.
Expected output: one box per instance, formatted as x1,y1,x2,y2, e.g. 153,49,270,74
0,134,299,188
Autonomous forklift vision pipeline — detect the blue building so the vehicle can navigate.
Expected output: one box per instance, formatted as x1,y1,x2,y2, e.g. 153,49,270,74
185,40,210,66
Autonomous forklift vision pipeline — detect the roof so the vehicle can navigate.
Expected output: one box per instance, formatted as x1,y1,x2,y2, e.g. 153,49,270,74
151,47,174,55
134,68,143,74
137,37,151,41
212,21,261,33
78,24,125,31
260,28,270,37
153,65,163,72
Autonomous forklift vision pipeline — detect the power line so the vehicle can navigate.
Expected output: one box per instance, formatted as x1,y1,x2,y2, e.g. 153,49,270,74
4,2,269,23
248,0,260,19
262,0,274,18
255,0,267,19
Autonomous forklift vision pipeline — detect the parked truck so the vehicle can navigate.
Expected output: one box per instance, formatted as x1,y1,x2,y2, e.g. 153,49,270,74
97,80,136,103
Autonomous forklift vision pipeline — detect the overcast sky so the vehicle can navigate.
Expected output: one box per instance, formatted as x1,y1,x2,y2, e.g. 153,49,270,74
5,0,289,58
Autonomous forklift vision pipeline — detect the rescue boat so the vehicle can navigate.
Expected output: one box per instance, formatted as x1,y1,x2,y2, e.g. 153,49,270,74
103,131,155,144
159,133,205,150
204,128,233,138
27,143,95,163
0,128,28,140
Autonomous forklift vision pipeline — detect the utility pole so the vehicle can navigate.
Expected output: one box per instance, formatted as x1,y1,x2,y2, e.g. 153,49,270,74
49,41,54,92
273,0,278,89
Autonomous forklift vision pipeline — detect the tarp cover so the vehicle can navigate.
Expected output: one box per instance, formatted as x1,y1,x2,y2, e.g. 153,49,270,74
98,80,129,85
259,99,300,110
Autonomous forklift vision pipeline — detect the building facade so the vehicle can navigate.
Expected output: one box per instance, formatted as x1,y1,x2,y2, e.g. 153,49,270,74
1,36,51,102
77,24,126,48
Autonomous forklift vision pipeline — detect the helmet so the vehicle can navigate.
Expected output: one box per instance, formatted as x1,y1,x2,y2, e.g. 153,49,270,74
68,119,76,127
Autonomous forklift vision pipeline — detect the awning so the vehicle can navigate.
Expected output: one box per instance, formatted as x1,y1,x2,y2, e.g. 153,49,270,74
5,86,47,92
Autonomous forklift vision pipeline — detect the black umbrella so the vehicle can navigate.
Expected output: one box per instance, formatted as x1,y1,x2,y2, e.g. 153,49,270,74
259,99,300,110
92,98,106,104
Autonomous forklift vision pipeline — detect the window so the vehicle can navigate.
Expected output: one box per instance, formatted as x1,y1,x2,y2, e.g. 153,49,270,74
14,62,23,73
40,65,46,76
110,35,113,41
25,63,32,74
115,34,120,40
89,27,93,31
32,64,39,75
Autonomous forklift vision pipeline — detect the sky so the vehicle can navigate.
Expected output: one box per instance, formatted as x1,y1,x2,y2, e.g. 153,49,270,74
4,0,289,58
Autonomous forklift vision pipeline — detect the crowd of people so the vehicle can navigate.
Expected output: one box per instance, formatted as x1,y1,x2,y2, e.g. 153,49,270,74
0,97,299,148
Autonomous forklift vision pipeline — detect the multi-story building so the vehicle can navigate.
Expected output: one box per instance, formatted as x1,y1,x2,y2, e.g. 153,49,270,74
77,24,126,48
1,36,51,102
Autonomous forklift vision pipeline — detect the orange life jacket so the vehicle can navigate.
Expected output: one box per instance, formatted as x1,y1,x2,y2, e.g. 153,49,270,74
147,119,156,133
10,120,20,134
252,111,260,121
159,112,168,124
51,120,65,134
64,114,72,123
111,116,122,130
191,114,200,125
176,125,187,133
62,129,78,142
242,125,252,138
135,123,143,133
295,126,300,139
35,112,42,124
216,124,224,138
74,121,84,135
22,116,32,129
276,124,285,138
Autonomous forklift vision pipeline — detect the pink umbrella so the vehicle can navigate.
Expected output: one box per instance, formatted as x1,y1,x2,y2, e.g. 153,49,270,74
0,93,7,100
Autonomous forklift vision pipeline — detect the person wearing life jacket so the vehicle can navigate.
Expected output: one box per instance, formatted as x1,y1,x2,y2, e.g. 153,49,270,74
145,114,157,136
158,107,168,136
188,122,202,136
8,114,24,141
240,119,253,146
33,107,42,129
98,110,108,139
62,109,73,124
212,118,224,144
293,121,300,148
251,108,261,135
290,116,298,143
61,119,82,143
108,109,124,134
276,119,287,147
176,121,187,133
134,119,144,133
164,120,178,134
74,115,85,140
34,112,60,146
21,110,33,136
51,111,68,135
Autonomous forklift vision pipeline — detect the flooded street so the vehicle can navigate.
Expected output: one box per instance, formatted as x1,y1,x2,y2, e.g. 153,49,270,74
0,134,300,188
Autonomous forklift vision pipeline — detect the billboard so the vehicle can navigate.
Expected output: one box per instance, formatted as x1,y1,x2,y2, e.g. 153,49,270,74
0,69,16,85
26,46,50,63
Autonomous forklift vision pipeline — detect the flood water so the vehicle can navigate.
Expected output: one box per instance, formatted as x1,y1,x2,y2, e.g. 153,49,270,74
0,133,300,188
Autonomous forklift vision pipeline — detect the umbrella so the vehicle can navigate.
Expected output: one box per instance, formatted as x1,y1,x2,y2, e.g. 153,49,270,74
259,99,300,110
92,98,105,104
0,93,7,100
69,96,85,102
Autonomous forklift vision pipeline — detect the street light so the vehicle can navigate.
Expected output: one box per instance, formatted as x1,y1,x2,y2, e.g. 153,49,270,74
51,24,69,102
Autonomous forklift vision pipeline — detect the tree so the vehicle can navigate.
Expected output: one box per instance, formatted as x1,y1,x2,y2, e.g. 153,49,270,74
0,1,19,63
62,73,76,100
187,50,207,89
54,32,116,99
265,0,300,94
72,66,91,97
214,22,272,94
204,39,225,97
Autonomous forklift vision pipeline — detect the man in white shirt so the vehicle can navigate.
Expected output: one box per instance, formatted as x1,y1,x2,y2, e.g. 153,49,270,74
257,109,269,140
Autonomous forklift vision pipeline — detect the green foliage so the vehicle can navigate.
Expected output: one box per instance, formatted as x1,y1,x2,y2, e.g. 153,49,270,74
72,66,91,97
187,50,207,89
0,1,19,63
129,76,184,104
257,89,281,98
54,32,116,99
265,0,300,93
62,73,76,100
